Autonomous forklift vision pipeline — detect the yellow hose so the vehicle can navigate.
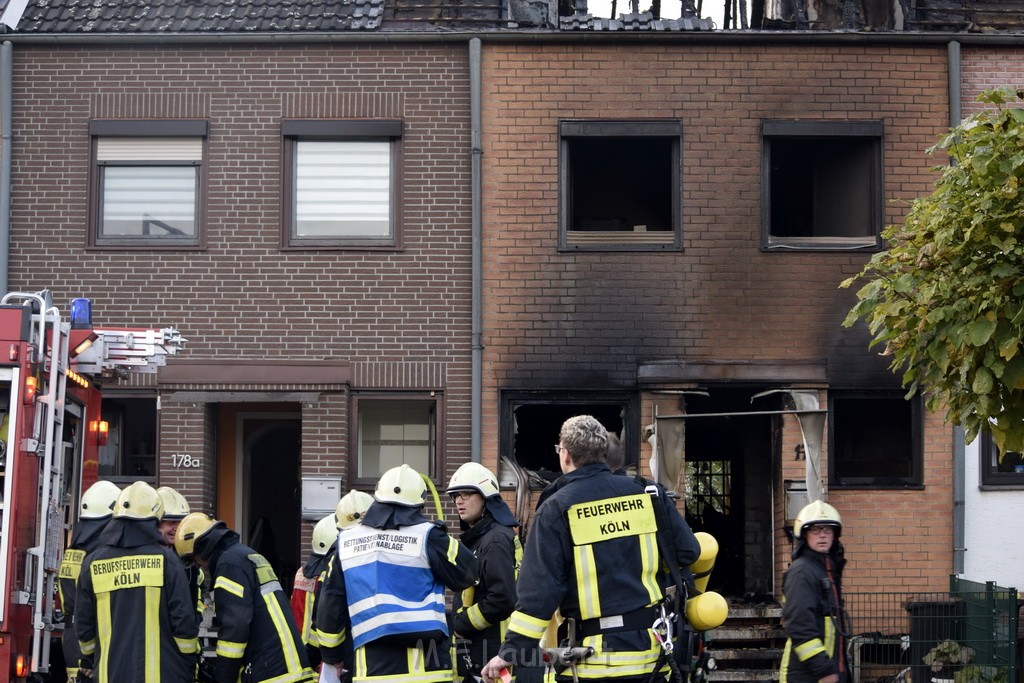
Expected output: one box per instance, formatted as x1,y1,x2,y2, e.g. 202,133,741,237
420,473,446,526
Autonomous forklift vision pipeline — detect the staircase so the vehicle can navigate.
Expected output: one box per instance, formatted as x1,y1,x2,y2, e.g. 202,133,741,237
704,601,785,682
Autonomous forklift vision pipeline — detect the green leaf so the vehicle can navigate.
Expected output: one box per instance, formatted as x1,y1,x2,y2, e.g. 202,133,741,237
967,316,998,346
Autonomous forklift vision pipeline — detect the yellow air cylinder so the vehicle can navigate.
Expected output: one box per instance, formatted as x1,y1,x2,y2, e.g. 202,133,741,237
685,591,729,631
690,532,719,593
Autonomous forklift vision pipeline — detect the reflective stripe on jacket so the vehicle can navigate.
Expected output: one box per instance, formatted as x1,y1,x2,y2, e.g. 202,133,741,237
209,540,317,683
75,537,199,683
499,463,701,680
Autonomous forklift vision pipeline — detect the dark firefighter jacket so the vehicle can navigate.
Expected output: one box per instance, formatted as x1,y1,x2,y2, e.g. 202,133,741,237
75,517,201,683
450,501,520,676
58,516,109,680
316,502,478,682
779,537,849,683
197,527,316,683
500,462,701,681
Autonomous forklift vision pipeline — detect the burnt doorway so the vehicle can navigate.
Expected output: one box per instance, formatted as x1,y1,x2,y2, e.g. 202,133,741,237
683,388,777,599
242,415,301,593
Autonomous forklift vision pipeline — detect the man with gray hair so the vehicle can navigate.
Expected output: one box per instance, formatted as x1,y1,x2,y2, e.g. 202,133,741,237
482,415,701,682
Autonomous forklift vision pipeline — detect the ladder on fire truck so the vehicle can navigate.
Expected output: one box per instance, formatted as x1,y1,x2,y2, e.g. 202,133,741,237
0,291,186,676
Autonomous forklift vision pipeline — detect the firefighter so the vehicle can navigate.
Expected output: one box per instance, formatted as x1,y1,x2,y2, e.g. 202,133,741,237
315,464,479,682
446,462,520,683
290,514,336,671
174,512,317,683
779,500,850,683
75,480,201,682
158,485,207,625
58,480,120,682
481,415,702,682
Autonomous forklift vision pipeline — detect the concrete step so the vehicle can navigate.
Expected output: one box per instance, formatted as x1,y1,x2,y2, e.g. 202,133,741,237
710,625,787,641
710,647,784,661
708,667,780,681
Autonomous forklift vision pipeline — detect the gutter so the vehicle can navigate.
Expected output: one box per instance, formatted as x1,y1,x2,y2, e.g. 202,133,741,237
949,39,965,576
5,29,1024,47
470,37,483,464
1,41,11,293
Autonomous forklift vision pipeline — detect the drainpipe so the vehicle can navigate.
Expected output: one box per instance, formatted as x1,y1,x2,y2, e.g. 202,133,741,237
470,37,482,464
1,41,12,293
948,39,965,575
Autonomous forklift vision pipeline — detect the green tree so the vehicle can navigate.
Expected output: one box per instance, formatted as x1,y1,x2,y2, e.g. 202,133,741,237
842,87,1024,454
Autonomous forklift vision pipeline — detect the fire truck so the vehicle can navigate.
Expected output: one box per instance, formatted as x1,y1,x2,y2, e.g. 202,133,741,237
0,290,186,682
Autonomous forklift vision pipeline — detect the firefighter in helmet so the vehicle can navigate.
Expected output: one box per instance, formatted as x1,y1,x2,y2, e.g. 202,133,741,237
779,500,850,683
316,464,479,682
75,481,201,682
482,415,701,682
157,486,206,625
174,512,317,683
289,514,337,671
446,462,520,683
58,480,120,682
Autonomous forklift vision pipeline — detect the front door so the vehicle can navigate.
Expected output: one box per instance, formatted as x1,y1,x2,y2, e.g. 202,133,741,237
683,387,777,599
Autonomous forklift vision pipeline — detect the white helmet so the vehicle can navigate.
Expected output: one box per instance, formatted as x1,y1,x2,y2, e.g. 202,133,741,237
447,462,500,499
114,481,164,521
80,480,121,519
312,515,338,555
793,500,842,538
157,487,191,521
374,464,426,507
335,489,374,530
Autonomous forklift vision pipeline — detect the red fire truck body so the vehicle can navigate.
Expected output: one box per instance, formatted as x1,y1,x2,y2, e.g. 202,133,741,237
0,291,184,682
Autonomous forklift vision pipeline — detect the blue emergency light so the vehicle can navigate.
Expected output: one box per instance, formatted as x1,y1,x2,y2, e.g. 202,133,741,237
70,298,93,330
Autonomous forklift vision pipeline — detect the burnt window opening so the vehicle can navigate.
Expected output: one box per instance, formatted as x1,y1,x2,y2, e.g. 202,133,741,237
685,460,732,520
503,395,636,478
559,120,681,251
980,431,1024,487
829,390,922,488
762,120,882,252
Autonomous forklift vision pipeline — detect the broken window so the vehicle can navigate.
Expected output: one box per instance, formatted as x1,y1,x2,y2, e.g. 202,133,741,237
503,393,637,480
828,390,921,487
762,120,883,251
980,431,1024,486
559,120,681,251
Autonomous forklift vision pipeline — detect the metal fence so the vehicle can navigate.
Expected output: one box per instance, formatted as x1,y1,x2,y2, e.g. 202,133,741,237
844,577,1018,683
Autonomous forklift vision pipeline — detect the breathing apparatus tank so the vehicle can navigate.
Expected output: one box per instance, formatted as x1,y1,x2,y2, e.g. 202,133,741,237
685,532,729,631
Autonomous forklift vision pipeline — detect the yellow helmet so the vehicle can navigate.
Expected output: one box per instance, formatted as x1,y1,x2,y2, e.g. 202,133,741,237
374,464,426,507
793,500,842,538
312,514,338,555
335,489,374,530
156,486,191,521
80,480,121,519
447,462,500,499
174,512,220,559
114,481,164,520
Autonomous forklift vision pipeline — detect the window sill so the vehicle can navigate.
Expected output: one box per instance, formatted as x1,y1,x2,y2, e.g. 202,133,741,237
763,235,880,252
563,230,679,251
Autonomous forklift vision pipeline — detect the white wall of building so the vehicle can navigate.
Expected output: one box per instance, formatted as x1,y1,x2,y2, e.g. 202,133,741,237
962,436,1024,590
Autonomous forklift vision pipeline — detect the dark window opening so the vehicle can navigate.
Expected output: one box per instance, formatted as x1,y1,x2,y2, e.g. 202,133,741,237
829,391,922,487
980,432,1024,486
559,120,681,251
100,395,158,483
762,120,882,251
567,137,672,232
686,460,732,520
504,394,636,477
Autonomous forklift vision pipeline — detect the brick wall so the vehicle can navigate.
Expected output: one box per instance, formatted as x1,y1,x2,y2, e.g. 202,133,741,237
480,42,953,595
9,42,475,495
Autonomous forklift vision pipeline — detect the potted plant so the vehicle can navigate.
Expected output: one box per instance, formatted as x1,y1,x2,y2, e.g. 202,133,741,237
922,640,1010,683
922,640,974,683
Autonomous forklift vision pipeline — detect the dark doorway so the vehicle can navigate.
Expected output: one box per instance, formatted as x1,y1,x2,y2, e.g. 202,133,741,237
244,418,301,593
683,388,777,599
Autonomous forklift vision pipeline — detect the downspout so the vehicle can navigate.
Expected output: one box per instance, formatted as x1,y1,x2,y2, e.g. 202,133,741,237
948,39,965,576
1,41,12,293
470,37,482,464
